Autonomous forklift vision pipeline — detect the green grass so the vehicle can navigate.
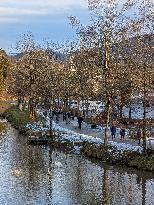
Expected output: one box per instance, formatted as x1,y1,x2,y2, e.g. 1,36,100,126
3,107,30,128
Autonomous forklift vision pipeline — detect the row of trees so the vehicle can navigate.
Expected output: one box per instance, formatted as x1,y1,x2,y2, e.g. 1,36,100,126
2,0,154,150
0,49,10,93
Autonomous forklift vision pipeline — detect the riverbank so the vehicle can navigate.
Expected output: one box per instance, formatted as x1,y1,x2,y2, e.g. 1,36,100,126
2,107,154,172
81,141,154,171
2,107,44,134
2,107,30,129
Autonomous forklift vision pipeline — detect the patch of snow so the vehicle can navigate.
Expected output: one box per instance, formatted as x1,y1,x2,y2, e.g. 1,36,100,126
29,109,144,153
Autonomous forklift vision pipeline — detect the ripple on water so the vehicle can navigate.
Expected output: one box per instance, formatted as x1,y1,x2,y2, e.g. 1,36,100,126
0,122,154,205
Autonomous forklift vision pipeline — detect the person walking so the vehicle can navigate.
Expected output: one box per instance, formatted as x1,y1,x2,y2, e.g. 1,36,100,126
43,110,48,119
77,115,83,129
120,127,125,140
63,112,66,121
67,111,71,124
137,128,142,145
111,124,116,139
55,112,59,123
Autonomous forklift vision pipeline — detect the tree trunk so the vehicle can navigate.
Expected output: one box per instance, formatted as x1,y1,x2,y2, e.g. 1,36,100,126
18,96,23,110
142,99,147,152
104,100,111,147
81,95,86,118
77,98,80,113
65,95,69,109
29,98,35,120
102,166,110,205
119,104,123,118
86,99,89,117
142,68,147,152
49,108,53,139
142,178,146,205
129,105,132,120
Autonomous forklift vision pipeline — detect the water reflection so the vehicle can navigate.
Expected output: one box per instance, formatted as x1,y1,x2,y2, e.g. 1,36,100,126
102,166,110,205
0,121,154,205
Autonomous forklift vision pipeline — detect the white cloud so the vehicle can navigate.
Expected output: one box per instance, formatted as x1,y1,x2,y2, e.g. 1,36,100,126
0,7,47,17
0,0,89,51
0,0,88,23
0,0,87,7
0,0,88,11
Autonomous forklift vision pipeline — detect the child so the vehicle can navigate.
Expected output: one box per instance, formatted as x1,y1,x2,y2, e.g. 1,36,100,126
120,127,125,140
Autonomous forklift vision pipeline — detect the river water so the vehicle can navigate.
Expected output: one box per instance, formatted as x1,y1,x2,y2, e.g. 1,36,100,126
0,120,154,205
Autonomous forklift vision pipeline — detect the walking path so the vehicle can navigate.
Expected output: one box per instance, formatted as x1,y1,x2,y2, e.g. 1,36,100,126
53,114,141,147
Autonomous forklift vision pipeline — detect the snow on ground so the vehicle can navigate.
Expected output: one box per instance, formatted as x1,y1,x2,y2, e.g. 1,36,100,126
26,109,146,153
50,120,143,153
30,111,143,153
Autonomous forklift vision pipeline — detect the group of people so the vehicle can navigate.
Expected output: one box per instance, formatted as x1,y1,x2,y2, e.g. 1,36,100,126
110,124,126,140
62,111,84,129
55,109,84,130
111,124,142,144
43,108,84,130
43,108,142,144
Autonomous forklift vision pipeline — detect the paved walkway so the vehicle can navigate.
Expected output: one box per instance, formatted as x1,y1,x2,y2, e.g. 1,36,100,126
53,114,141,147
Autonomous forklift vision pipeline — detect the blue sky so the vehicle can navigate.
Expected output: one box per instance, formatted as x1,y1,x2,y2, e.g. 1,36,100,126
0,0,90,53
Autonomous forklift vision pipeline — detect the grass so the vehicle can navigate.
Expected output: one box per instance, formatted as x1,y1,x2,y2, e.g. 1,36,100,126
3,107,30,128
3,106,44,129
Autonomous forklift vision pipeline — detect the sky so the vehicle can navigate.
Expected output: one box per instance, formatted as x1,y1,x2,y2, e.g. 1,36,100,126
0,0,90,53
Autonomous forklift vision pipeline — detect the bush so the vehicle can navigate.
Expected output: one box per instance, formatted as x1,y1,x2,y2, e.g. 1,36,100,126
129,154,154,171
3,107,30,129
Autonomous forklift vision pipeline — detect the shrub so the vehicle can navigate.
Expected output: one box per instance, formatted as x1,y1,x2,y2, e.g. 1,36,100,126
3,107,30,128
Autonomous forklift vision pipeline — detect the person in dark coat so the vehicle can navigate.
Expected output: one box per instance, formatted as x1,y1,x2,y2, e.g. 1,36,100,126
67,112,71,124
111,125,116,139
77,116,83,129
43,110,48,118
63,112,66,121
137,128,142,145
120,127,125,140
55,112,59,123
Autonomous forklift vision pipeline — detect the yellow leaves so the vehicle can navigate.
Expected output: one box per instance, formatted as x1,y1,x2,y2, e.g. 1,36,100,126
0,49,10,92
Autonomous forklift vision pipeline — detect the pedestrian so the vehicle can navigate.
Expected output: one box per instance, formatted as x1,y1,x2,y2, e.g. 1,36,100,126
67,111,71,124
56,112,59,123
70,110,74,120
120,127,125,140
63,112,66,121
65,112,69,124
136,128,142,145
77,115,83,129
111,124,116,139
43,110,47,118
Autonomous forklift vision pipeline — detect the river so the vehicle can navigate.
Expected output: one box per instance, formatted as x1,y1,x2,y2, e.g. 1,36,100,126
0,120,154,205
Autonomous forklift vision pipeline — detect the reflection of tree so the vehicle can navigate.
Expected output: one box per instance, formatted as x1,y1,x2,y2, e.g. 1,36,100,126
67,156,84,204
102,165,110,205
142,178,146,205
136,174,146,205
127,175,133,205
9,130,47,197
46,144,53,204
24,145,47,194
